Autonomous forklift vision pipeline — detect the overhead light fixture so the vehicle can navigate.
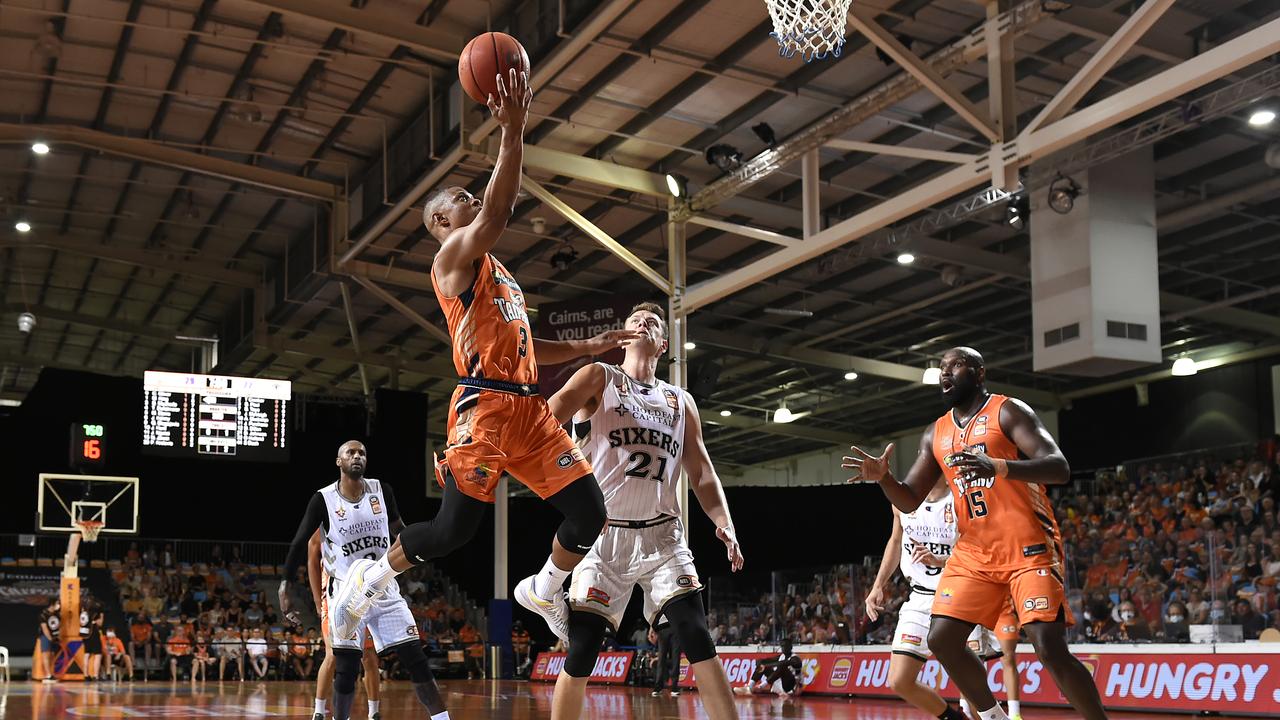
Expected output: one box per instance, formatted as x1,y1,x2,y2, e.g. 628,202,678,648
1047,173,1081,215
751,122,777,148
922,363,941,385
843,371,859,381
549,243,578,271
896,252,915,265
1171,357,1197,376
773,402,796,424
15,221,31,233
665,172,688,198
17,311,36,334
683,341,696,351
719,409,732,417
704,144,743,172
1248,109,1276,127
31,142,50,155
763,307,813,317
1006,195,1029,229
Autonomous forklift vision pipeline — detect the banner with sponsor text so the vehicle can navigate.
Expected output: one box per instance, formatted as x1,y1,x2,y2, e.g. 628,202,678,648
530,651,634,684
534,297,634,397
675,647,1280,715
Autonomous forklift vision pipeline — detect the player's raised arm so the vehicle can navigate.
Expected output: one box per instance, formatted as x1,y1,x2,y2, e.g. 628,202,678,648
865,509,903,621
532,328,644,366
843,425,942,512
950,397,1070,486
546,362,607,425
680,394,744,572
435,69,531,274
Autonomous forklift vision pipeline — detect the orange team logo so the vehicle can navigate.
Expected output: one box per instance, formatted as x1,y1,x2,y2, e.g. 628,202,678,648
475,462,493,479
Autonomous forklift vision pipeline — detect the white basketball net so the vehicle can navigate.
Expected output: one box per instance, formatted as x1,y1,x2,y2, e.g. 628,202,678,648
765,0,854,62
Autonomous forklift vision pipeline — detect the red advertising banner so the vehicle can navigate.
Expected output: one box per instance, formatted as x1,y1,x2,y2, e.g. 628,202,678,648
534,297,634,397
530,651,634,684
677,648,1280,715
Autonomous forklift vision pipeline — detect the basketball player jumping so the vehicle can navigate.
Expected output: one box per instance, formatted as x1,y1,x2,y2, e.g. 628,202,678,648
845,347,1107,720
865,476,1016,720
545,302,743,720
279,441,449,720
329,68,639,642
305,529,382,720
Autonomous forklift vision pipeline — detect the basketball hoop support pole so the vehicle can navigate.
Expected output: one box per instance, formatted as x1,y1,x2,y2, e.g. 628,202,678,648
64,533,81,579
666,205,689,528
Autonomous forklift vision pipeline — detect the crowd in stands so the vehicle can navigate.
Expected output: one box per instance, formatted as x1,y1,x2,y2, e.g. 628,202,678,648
42,541,489,681
707,438,1280,646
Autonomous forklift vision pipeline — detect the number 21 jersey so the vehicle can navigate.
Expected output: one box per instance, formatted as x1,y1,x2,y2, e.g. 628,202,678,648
577,364,687,521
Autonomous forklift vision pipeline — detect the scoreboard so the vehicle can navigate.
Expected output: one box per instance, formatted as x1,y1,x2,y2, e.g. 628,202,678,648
142,371,290,461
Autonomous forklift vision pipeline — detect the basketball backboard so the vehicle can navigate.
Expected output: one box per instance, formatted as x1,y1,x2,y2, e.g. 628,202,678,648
37,474,139,535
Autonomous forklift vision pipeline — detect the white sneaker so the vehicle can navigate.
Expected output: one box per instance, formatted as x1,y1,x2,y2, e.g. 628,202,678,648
330,558,382,640
515,574,569,643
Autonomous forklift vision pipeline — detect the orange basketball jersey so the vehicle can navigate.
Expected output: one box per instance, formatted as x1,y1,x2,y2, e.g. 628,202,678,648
433,253,536,385
930,394,1064,571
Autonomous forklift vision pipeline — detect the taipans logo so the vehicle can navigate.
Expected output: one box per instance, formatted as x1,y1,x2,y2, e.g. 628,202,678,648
586,587,611,607
829,658,853,687
938,587,954,604
676,575,699,589
370,497,382,515
334,504,347,521
663,388,679,410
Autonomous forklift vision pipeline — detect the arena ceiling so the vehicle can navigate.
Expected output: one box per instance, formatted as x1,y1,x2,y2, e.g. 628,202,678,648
2,0,1278,469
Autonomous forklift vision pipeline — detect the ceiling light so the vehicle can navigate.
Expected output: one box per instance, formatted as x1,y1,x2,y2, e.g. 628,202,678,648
1248,109,1275,127
922,364,941,385
1006,195,1029,229
705,144,743,172
843,371,858,381
1171,357,1197,376
896,252,915,265
1047,173,1081,215
15,221,31,233
549,244,578,271
683,341,696,350
665,173,688,198
719,409,732,417
31,142,50,155
751,122,777,148
773,403,796,424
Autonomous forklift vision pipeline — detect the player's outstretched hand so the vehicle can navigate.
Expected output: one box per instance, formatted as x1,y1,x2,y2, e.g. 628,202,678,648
842,443,894,483
583,328,645,355
717,525,744,572
911,543,946,568
948,444,996,480
864,584,885,621
486,68,532,130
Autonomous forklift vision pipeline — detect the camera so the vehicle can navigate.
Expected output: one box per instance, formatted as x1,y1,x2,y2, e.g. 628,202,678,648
17,312,36,334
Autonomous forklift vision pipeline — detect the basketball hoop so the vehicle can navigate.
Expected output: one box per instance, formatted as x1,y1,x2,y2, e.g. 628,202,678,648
73,519,104,543
764,0,854,62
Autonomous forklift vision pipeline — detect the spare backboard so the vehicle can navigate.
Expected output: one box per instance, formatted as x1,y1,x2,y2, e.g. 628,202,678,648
38,474,139,535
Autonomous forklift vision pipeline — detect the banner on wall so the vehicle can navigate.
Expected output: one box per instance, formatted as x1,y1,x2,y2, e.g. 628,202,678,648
534,297,636,397
530,651,634,684
675,647,1280,715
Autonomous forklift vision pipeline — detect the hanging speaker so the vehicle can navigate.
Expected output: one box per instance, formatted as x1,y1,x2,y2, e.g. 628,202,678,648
688,358,723,402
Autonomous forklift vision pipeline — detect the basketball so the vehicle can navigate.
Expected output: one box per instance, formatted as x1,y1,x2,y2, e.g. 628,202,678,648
458,32,530,104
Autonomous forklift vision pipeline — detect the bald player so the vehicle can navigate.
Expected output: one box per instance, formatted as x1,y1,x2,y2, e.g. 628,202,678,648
844,347,1107,720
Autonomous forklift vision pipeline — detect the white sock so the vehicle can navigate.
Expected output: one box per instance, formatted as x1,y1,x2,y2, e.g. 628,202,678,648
366,556,400,590
532,557,571,599
368,700,379,716
314,698,327,715
1008,700,1020,717
977,704,1009,720
960,698,972,718
430,712,450,720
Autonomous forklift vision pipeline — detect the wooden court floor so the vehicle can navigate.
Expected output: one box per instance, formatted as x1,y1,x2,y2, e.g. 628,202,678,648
2,679,1260,719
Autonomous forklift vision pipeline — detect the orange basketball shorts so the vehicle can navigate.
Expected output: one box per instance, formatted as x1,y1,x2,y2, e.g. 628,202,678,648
932,557,1073,630
438,387,591,503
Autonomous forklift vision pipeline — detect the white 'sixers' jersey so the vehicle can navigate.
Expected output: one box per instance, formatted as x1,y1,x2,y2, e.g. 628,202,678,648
576,364,687,522
319,479,392,584
898,497,958,591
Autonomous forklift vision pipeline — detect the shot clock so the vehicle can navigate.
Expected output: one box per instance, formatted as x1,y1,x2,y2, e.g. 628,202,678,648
71,422,106,469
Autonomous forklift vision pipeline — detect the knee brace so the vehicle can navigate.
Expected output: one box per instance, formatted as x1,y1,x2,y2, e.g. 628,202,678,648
663,592,717,664
399,471,488,562
550,475,607,555
563,611,608,677
332,649,363,695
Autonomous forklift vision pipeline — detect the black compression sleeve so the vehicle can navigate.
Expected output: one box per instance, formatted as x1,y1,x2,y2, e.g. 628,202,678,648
382,482,401,527
283,493,327,579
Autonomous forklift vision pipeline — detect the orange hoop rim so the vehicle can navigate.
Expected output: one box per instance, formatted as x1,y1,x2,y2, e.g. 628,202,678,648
73,519,105,542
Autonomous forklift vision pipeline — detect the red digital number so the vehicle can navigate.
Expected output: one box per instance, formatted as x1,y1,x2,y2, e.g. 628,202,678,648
83,439,101,460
